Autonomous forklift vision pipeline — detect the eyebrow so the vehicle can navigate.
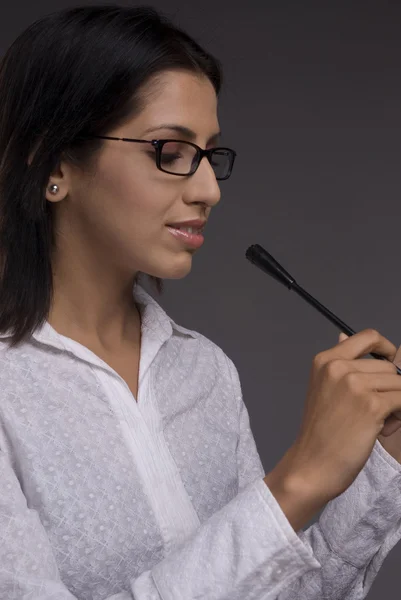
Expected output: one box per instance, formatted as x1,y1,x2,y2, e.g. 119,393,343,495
142,124,221,145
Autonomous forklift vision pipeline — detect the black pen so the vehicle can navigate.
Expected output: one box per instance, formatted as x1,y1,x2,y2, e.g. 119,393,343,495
245,243,401,376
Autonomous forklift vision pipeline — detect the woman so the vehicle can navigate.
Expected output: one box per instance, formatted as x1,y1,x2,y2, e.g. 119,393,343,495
1,5,401,600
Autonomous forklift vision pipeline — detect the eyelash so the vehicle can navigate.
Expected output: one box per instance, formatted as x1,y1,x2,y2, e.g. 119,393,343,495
146,150,182,161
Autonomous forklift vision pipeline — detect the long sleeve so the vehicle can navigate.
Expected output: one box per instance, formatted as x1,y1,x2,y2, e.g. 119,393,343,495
0,437,320,600
287,440,401,599
228,357,401,600
5,354,400,600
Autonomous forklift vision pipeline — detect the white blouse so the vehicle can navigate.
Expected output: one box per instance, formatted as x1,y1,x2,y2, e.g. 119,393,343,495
0,283,400,600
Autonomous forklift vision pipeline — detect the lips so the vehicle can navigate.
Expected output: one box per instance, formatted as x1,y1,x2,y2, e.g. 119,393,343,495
166,225,205,248
166,219,206,232
168,225,203,234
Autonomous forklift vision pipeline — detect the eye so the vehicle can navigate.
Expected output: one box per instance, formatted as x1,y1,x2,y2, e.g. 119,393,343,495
160,152,182,165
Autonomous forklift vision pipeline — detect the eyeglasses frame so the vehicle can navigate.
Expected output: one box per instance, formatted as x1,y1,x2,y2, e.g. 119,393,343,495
85,135,237,180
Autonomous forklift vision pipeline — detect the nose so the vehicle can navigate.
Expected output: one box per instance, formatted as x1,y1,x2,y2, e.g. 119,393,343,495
183,155,221,208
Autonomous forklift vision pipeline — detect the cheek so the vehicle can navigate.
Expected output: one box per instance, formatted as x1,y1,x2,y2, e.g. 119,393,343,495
92,159,176,235
91,152,182,243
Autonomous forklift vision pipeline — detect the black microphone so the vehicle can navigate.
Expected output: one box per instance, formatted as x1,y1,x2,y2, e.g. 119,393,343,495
245,243,401,376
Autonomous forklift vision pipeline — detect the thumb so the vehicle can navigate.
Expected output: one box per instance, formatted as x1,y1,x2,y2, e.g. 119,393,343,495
339,332,349,343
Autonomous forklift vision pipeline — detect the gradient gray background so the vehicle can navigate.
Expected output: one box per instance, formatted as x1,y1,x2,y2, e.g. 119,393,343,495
2,1,401,597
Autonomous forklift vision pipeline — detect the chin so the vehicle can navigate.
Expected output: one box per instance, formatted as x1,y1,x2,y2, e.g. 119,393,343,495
145,253,194,280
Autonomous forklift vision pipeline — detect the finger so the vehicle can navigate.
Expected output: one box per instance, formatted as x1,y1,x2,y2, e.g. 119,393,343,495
356,373,401,392
330,328,397,363
345,358,398,374
393,345,401,367
382,389,401,422
339,332,348,343
381,415,401,437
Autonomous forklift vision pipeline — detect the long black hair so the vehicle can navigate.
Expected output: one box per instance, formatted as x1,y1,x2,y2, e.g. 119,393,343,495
0,4,223,348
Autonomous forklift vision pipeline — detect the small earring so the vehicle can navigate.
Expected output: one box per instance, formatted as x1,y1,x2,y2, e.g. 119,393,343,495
48,184,59,195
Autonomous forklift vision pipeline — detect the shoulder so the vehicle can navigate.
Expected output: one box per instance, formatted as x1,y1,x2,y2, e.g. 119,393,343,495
173,318,223,354
171,320,240,387
0,338,37,388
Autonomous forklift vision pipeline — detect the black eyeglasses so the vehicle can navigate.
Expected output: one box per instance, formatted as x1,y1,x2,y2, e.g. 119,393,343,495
85,135,237,180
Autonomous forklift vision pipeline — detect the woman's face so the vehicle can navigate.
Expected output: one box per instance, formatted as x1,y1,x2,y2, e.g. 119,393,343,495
47,70,222,281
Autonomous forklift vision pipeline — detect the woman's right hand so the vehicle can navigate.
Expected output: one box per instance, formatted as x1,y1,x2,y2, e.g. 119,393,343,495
265,329,401,530
292,328,401,500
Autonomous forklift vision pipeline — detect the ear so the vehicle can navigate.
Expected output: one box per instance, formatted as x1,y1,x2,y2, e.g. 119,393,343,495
45,160,70,203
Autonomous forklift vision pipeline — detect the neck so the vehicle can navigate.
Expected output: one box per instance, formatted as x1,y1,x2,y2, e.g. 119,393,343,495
48,272,141,354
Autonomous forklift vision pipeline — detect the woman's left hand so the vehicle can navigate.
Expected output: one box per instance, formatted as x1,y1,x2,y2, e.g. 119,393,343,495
338,335,401,464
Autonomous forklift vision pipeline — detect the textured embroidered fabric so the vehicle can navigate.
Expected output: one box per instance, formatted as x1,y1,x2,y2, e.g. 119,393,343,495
0,283,401,600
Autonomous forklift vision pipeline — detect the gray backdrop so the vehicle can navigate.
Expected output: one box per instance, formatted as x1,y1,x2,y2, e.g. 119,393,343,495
2,0,401,597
